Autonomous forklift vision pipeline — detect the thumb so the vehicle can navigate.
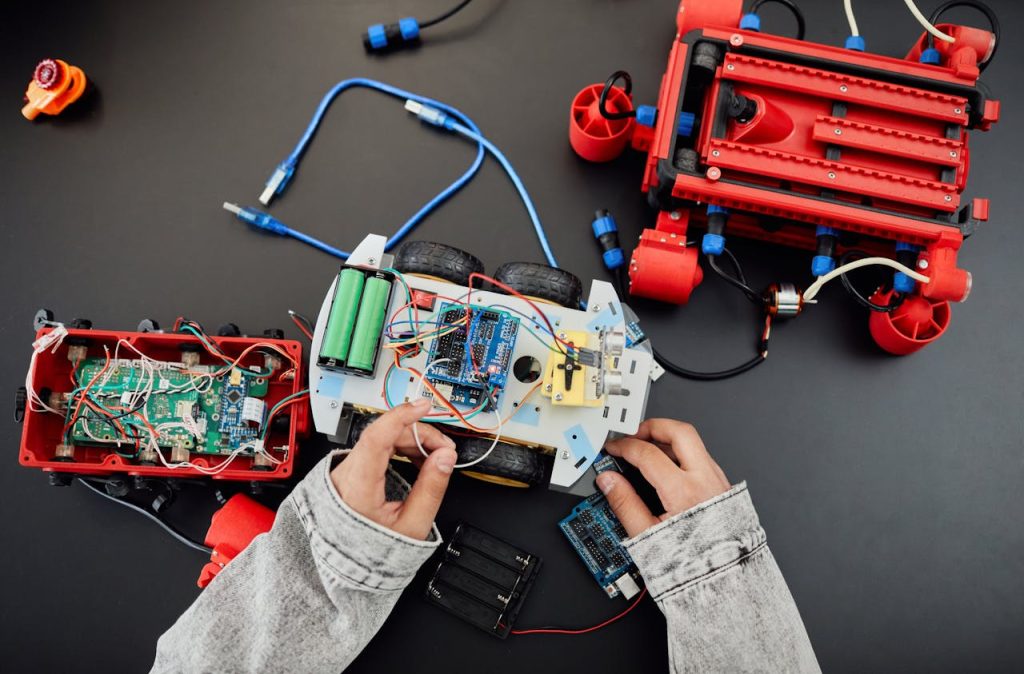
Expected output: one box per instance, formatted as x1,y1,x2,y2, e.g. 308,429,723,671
596,472,659,538
393,446,457,540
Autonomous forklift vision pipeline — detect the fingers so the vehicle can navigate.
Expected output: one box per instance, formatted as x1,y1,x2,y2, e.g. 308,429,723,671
596,471,659,538
604,436,692,511
344,400,432,501
394,446,457,540
393,420,456,459
633,419,709,470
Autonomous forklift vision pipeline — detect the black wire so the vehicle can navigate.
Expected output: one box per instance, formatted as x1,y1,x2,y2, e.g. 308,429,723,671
927,1,999,72
708,248,764,305
598,71,636,121
838,251,906,313
614,269,768,381
750,0,807,40
420,0,474,28
77,478,213,554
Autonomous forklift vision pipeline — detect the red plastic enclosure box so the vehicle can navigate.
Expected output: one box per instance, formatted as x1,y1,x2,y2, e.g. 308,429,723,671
20,327,308,482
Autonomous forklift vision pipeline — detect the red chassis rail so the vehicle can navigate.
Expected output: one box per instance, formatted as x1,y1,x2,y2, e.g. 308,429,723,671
20,326,308,482
569,0,999,354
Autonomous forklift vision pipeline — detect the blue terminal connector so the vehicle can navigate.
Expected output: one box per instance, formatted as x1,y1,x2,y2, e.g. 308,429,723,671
363,17,421,52
702,205,729,256
591,210,625,271
223,203,350,259
740,13,761,31
919,47,941,64
893,242,920,293
845,35,865,51
812,225,838,277
634,106,695,138
259,162,296,206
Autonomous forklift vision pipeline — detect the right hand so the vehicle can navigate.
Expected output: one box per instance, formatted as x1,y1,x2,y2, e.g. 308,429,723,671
598,419,731,538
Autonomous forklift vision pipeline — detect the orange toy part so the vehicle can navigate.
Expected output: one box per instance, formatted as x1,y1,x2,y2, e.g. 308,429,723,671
22,59,87,120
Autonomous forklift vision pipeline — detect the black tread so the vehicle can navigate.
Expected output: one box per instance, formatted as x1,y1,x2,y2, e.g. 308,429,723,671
455,437,546,486
393,241,484,286
492,262,583,309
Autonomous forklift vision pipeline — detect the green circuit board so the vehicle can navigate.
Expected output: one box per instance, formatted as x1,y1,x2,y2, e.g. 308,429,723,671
69,357,270,455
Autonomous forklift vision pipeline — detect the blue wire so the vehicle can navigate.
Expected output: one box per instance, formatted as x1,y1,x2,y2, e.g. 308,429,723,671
448,122,559,268
284,78,486,257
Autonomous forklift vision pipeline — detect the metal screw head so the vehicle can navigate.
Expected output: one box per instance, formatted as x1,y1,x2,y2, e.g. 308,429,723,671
554,393,563,401
712,149,721,157
670,210,682,220
730,34,743,47
954,108,963,114
950,150,958,158
726,64,735,71
329,400,338,409
706,167,722,180
561,450,569,460
827,172,837,180
918,259,929,270
834,128,843,135
591,303,601,312
944,195,952,202
367,257,376,264
839,85,848,93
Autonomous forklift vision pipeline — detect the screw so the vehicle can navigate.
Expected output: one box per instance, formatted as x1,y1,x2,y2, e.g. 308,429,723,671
726,64,735,71
839,85,848,92
730,34,743,47
918,259,929,270
367,257,376,264
944,195,952,202
544,384,553,392
329,401,338,409
954,108,962,114
558,332,567,340
706,167,722,180
591,303,601,312
712,149,720,157
950,151,958,158
554,393,563,401
561,450,569,460
828,172,836,180
834,128,842,135
670,210,682,220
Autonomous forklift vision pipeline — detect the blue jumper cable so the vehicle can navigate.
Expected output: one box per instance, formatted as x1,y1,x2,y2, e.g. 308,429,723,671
226,77,559,267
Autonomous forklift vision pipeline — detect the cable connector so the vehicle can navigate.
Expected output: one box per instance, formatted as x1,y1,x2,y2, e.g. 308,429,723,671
223,202,288,236
404,100,454,130
591,209,625,271
259,162,295,206
363,17,421,53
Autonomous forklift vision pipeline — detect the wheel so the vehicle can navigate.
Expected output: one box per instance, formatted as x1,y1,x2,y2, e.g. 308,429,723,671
492,262,583,309
217,323,241,337
454,437,546,488
673,148,698,173
691,43,723,79
393,241,484,285
69,318,92,330
347,412,379,447
33,308,54,331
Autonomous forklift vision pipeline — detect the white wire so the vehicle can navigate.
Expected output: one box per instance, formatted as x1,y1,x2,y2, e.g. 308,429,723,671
903,0,956,43
410,358,503,470
844,0,859,36
804,256,931,302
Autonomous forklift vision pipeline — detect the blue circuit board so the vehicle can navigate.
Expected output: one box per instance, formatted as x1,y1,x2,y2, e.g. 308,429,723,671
215,373,260,452
425,303,519,409
559,454,642,598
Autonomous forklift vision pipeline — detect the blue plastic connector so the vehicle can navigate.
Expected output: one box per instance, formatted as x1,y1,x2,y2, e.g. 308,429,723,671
635,105,657,128
398,17,420,40
404,100,454,129
366,24,388,50
845,35,865,51
895,241,918,253
591,210,626,270
893,272,917,294
223,203,288,236
677,111,696,138
919,47,941,65
259,162,296,206
740,13,761,31
811,255,836,277
706,205,729,216
816,225,838,237
702,233,725,256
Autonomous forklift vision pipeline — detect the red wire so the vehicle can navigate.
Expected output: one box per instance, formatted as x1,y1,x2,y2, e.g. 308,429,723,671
510,588,648,636
466,272,572,351
289,314,313,340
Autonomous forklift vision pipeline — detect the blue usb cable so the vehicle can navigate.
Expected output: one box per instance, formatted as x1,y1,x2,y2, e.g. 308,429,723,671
226,78,558,267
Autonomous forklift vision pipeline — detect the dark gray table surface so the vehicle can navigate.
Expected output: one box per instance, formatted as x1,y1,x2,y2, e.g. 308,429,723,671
2,1,1021,671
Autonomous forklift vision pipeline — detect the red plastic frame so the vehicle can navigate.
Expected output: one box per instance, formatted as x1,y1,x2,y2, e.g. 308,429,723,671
20,327,309,482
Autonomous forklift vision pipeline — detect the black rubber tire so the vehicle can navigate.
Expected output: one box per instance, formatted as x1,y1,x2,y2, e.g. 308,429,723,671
347,412,379,447
454,437,546,487
393,241,485,286
691,42,723,80
673,148,699,173
492,262,583,309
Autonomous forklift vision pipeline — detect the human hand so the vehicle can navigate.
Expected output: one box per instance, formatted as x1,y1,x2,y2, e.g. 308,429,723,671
598,419,731,538
330,398,458,540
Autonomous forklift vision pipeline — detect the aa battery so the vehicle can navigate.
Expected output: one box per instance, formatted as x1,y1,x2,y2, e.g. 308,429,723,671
320,268,365,364
346,275,391,372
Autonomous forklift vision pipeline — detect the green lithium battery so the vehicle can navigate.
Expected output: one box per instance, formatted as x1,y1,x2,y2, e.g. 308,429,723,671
347,275,391,372
320,268,365,364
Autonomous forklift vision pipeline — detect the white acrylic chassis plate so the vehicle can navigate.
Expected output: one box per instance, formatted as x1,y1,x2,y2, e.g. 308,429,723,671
308,236,653,491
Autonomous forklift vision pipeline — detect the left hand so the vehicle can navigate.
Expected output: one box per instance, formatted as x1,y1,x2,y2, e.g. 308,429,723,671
330,399,458,540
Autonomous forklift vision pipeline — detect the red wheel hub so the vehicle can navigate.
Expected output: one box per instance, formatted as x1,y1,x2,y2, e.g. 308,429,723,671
33,59,64,90
569,84,635,162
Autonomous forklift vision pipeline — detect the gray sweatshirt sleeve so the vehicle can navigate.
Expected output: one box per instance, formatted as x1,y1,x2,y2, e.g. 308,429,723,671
151,451,440,674
624,482,820,674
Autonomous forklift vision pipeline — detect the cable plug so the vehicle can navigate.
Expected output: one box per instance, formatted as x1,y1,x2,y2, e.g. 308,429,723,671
259,162,295,206
223,202,289,236
363,18,421,53
591,209,625,271
404,100,455,130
